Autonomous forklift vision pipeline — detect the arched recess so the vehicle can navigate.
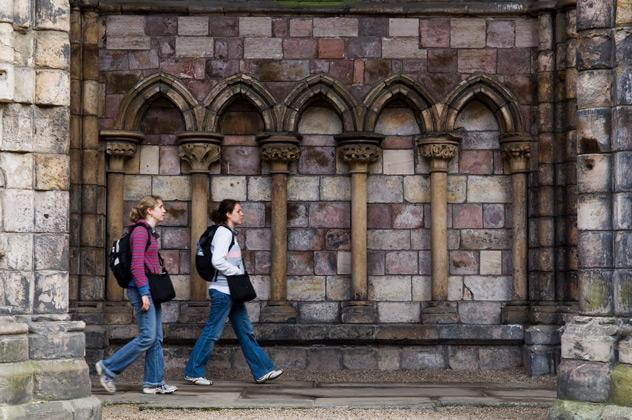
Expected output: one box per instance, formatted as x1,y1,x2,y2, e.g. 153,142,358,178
282,74,361,132
203,74,277,132
115,72,201,131
363,75,438,133
440,74,523,134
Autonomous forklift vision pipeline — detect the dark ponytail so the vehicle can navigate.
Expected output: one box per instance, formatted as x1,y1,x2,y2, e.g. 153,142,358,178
211,199,239,224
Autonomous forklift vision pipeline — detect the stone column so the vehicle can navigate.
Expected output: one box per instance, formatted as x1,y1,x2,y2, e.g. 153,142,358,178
257,133,301,323
417,134,460,323
177,132,222,301
336,133,383,323
101,130,142,302
500,134,531,323
552,0,632,417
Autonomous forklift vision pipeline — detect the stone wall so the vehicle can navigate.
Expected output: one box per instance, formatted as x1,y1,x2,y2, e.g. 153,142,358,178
90,13,537,322
64,0,581,378
0,0,100,417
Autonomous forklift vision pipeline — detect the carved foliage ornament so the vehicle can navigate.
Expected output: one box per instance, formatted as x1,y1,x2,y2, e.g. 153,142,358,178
106,142,137,158
420,143,458,161
501,143,531,161
340,144,381,163
179,143,221,171
261,144,300,162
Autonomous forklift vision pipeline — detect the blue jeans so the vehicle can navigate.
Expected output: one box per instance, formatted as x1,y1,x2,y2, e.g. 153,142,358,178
100,287,165,387
184,289,275,380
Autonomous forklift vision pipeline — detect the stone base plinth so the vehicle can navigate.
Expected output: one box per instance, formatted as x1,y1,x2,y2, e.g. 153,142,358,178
422,302,459,324
524,325,561,376
502,303,529,324
0,396,102,419
259,303,297,323
341,301,377,323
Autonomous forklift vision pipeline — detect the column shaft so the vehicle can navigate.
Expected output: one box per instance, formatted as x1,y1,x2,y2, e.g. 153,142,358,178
350,164,369,301
270,167,289,303
512,172,528,301
190,173,210,300
106,169,125,301
430,170,449,301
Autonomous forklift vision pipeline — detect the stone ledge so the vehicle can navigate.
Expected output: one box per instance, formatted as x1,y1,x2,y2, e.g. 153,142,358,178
77,0,534,15
108,323,524,345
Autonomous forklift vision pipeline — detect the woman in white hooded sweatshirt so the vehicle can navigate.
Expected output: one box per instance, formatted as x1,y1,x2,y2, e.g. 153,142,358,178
183,199,283,385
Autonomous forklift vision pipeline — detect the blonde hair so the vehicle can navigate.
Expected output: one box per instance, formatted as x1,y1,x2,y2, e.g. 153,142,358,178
130,195,163,223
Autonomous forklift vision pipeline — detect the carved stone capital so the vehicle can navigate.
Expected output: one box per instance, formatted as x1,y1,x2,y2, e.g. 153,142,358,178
257,133,302,170
101,130,143,172
416,133,460,173
500,134,531,173
106,141,136,157
176,132,223,173
335,132,384,171
340,144,381,164
260,144,301,162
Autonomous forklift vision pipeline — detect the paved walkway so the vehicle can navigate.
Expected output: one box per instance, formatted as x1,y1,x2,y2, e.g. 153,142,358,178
94,380,556,410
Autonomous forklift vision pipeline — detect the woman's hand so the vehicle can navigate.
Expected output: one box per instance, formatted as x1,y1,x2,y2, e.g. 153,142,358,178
141,295,150,311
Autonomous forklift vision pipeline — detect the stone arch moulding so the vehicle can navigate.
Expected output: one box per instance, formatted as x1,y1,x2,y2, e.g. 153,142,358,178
363,74,438,133
114,72,202,132
281,74,362,132
440,74,524,134
203,73,278,132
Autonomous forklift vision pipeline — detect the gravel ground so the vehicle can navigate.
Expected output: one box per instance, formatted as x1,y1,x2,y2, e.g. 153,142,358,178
103,405,550,420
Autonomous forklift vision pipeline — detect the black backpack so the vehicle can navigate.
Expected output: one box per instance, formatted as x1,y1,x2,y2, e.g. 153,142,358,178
196,224,235,282
109,223,153,288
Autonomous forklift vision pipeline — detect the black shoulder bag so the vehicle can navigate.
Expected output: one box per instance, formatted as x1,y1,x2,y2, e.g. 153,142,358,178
146,240,175,305
225,234,257,302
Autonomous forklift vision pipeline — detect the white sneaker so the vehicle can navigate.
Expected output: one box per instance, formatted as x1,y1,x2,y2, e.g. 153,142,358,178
184,376,212,385
255,369,283,384
142,383,178,394
95,361,116,393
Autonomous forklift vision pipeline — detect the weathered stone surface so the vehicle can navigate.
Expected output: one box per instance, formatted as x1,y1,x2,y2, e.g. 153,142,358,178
211,176,246,201
558,360,612,403
309,202,350,228
487,20,515,48
244,38,282,59
368,275,411,301
368,229,410,250
377,302,420,323
460,229,511,250
458,301,501,324
382,38,426,59
313,18,358,37
401,346,446,369
307,348,342,370
34,154,69,190
450,251,479,275
479,346,522,369
287,276,326,301
463,276,512,301
32,359,91,400
342,348,378,370
0,362,33,405
288,176,319,201
561,318,617,363
299,302,339,323
34,191,68,233
368,176,403,203
420,19,450,48
451,19,486,48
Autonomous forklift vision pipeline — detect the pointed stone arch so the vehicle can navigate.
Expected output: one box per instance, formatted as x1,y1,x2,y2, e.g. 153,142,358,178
282,74,361,132
203,74,277,132
115,72,202,131
363,75,438,133
440,74,523,133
